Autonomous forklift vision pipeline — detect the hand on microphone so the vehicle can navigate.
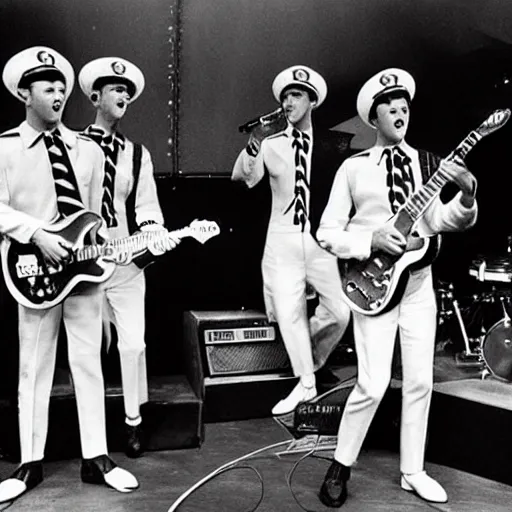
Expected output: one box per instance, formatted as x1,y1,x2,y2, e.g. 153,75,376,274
246,133,261,157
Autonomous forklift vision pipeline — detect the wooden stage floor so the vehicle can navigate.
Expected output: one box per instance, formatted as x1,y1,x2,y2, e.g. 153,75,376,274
0,415,511,512
0,343,511,511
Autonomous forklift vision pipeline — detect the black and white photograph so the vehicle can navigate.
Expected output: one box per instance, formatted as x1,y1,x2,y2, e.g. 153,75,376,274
0,1,511,510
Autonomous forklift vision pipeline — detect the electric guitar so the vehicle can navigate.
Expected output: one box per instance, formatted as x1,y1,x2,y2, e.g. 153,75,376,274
339,108,511,316
1,210,220,309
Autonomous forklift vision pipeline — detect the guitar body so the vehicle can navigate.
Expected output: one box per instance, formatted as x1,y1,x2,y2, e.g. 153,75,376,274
1,210,116,310
339,235,433,315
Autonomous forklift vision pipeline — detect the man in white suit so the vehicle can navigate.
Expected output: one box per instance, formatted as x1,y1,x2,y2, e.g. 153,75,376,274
317,68,478,507
0,46,139,503
79,56,179,458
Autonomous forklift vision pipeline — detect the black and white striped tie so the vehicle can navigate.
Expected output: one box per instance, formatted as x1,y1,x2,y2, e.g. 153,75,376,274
284,128,310,231
381,146,414,214
85,126,125,227
43,130,85,217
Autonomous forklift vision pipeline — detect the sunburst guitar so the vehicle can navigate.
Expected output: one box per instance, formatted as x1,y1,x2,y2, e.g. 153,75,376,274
1,210,220,309
339,108,511,316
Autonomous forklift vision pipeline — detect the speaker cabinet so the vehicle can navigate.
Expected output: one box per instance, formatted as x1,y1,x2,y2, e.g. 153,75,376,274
184,310,291,378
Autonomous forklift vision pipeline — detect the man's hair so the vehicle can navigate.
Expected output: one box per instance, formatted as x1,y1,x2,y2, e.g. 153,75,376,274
368,89,411,124
280,83,318,104
92,76,135,99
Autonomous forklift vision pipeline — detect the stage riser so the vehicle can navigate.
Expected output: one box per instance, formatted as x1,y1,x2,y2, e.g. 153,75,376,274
0,386,203,462
426,392,512,486
204,378,296,423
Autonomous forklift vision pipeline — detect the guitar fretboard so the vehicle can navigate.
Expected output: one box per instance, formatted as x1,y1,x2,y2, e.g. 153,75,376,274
403,130,482,221
74,228,188,263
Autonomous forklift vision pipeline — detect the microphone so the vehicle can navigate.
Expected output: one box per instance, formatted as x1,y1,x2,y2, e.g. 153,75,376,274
238,108,284,133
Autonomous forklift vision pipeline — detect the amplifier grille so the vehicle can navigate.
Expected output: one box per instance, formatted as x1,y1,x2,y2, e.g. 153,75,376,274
205,342,290,376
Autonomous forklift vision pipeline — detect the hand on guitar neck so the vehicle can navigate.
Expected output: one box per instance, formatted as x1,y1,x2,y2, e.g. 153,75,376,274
437,156,477,208
139,223,182,256
30,229,73,267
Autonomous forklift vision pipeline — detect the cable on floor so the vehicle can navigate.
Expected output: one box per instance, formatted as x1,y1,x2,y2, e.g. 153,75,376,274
166,439,292,512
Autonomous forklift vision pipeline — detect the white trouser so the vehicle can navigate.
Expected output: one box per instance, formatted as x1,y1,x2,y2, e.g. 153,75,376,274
102,264,148,420
334,266,437,474
18,287,107,463
262,231,351,376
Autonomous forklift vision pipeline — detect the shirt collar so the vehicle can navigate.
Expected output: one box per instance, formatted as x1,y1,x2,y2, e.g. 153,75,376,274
20,121,77,150
85,124,126,149
285,123,312,138
375,140,413,163
85,124,108,137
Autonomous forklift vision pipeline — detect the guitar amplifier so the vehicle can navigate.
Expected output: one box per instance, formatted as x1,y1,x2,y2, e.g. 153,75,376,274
183,310,291,377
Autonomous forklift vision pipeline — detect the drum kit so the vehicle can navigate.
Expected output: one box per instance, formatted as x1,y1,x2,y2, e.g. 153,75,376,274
437,251,512,382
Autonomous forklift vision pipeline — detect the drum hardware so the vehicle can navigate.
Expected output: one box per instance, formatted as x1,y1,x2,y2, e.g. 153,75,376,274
443,284,483,367
469,255,512,283
436,283,454,324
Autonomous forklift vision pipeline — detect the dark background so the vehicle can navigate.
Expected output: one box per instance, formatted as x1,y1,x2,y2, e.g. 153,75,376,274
0,0,512,393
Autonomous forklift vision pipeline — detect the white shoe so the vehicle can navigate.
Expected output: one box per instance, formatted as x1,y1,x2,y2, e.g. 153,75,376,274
0,479,27,503
0,461,43,503
401,471,448,503
271,382,317,415
81,455,139,493
104,467,139,493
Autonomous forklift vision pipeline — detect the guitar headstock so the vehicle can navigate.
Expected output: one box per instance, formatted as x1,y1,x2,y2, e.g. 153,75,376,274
476,108,511,137
185,220,220,244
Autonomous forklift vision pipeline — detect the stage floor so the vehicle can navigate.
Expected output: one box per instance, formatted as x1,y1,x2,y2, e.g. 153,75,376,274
0,345,511,510
0,417,511,512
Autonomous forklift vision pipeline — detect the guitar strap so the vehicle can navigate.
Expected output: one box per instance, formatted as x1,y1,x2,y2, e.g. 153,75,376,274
418,149,441,184
412,149,443,270
125,142,150,269
125,143,157,270
126,142,142,236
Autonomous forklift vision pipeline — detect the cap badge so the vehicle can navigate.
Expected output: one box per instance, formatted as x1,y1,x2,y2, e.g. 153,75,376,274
111,61,126,75
293,68,310,83
37,51,55,66
379,73,399,88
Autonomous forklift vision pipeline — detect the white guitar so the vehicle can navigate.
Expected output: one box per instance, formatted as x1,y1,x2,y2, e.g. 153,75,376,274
1,210,220,309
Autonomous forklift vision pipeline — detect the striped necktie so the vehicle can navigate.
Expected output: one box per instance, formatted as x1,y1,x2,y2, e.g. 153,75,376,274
43,129,85,217
380,146,414,214
284,128,310,231
84,126,125,227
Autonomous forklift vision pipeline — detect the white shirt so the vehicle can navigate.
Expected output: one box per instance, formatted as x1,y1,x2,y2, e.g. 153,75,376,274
84,125,164,240
317,141,478,260
0,121,104,243
232,124,313,233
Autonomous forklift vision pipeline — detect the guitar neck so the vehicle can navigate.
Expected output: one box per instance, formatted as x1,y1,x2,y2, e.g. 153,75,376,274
74,227,188,263
401,129,482,224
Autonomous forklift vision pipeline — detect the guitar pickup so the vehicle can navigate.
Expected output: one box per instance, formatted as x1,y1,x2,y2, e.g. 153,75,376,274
346,281,370,300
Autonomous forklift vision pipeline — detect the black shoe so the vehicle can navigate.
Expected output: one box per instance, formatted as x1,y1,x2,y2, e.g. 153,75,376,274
81,454,117,485
125,423,145,458
319,460,350,508
81,454,139,492
0,460,44,503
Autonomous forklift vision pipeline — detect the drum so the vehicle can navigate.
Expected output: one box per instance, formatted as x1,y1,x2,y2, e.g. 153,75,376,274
481,318,512,381
469,256,512,283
